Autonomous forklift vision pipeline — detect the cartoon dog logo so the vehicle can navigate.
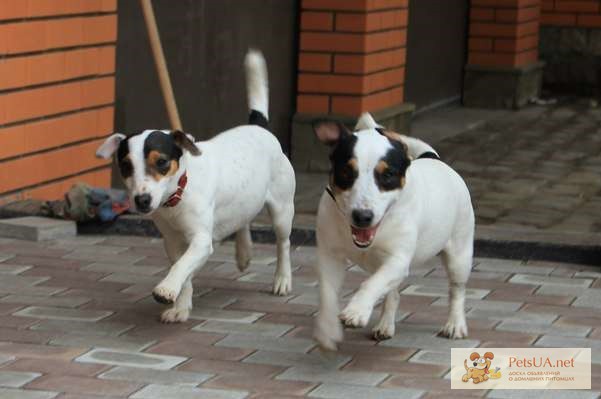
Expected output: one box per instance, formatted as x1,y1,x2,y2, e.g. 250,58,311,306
462,351,501,383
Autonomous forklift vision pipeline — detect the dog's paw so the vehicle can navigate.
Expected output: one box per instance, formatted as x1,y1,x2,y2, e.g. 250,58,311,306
372,321,395,341
439,317,468,339
152,284,178,305
314,316,343,352
339,305,371,329
272,273,291,296
236,249,252,272
160,307,190,323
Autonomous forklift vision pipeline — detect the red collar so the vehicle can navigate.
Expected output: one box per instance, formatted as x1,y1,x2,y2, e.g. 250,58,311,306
162,172,187,207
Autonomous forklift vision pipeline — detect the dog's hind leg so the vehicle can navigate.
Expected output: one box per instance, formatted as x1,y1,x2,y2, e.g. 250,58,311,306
265,198,293,296
235,225,253,272
439,226,473,339
372,286,400,341
265,156,295,296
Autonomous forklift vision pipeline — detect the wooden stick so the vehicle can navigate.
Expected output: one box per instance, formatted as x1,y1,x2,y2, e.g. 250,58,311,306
139,0,183,130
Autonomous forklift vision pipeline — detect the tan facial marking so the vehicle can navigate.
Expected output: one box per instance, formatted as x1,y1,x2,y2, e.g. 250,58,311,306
375,160,389,174
146,150,178,181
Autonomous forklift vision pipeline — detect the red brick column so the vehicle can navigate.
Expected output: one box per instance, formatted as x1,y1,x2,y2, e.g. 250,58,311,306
464,0,544,108
296,0,409,117
468,0,541,68
0,0,117,202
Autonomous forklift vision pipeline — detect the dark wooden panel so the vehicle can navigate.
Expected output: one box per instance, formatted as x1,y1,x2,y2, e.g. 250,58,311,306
404,0,468,111
115,0,299,150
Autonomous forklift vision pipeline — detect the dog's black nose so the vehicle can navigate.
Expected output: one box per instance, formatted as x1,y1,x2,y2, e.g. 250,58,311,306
352,209,374,227
134,194,152,212
473,362,478,366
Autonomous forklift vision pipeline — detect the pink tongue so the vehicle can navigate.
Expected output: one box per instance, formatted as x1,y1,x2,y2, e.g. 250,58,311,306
351,226,377,243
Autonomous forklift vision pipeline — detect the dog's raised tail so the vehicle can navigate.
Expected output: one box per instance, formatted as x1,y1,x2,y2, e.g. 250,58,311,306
245,49,269,129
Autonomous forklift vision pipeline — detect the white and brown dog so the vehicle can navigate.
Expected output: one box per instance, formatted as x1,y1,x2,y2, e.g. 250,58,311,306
312,113,474,350
96,50,295,323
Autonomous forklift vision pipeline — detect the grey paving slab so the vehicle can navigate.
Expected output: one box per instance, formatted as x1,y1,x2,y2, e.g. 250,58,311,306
474,258,554,275
467,308,558,324
0,388,58,399
308,383,423,399
130,384,248,399
510,274,593,287
487,389,600,399
99,366,212,386
0,265,30,275
100,273,159,285
408,349,450,365
0,217,76,241
0,371,40,388
0,295,90,308
188,309,264,323
243,350,351,369
381,332,479,350
192,320,294,337
276,365,388,386
216,334,315,353
496,321,592,337
30,320,134,336
75,348,187,370
50,334,155,351
13,306,112,322
572,290,601,309
400,285,489,299
431,297,523,311
83,262,164,275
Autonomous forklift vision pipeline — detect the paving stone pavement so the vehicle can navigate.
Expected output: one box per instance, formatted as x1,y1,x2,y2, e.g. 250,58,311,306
0,235,596,398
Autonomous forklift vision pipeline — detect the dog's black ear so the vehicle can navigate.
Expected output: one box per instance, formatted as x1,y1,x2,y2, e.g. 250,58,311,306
312,120,351,146
171,130,201,156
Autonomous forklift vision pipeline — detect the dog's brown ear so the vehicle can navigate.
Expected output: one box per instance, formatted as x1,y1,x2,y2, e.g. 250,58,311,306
469,352,480,361
484,352,494,360
312,120,351,146
171,130,201,156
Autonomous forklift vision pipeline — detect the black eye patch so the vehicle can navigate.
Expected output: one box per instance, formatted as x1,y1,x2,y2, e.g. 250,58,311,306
374,141,411,191
330,134,358,190
144,131,182,161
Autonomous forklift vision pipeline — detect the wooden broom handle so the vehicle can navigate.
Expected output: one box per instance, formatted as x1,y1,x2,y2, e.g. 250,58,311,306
139,0,183,131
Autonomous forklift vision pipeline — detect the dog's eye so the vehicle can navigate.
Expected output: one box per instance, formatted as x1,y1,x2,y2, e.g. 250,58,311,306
120,160,133,177
382,169,395,180
156,158,168,169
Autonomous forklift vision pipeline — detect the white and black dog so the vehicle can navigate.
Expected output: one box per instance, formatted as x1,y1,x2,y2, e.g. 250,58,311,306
312,113,474,350
96,50,296,323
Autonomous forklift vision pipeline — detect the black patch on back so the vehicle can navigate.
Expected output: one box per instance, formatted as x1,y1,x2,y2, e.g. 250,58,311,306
249,109,268,129
330,134,358,190
374,141,411,191
417,151,441,161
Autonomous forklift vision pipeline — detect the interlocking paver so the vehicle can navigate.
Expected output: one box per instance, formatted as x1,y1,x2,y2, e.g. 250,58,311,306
75,348,187,370
13,307,112,322
0,233,596,398
308,383,423,399
99,366,212,386
0,388,58,399
0,371,40,388
131,384,248,399
192,320,294,337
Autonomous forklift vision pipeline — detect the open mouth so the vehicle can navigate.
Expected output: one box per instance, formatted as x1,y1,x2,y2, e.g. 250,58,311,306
350,223,380,248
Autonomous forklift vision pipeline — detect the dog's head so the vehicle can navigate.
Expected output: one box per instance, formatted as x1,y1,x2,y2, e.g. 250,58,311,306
313,113,411,249
469,352,494,371
96,129,200,214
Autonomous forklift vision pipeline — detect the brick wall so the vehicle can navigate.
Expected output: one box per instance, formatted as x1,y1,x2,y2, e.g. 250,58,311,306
541,0,601,27
297,0,408,116
0,0,117,203
468,0,541,68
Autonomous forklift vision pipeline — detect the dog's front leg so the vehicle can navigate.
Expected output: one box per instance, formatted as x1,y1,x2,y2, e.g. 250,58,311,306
340,254,411,329
153,233,213,306
314,248,346,351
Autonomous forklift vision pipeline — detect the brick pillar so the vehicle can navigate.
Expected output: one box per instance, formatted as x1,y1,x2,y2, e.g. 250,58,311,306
463,0,544,108
292,0,414,172
0,0,117,202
